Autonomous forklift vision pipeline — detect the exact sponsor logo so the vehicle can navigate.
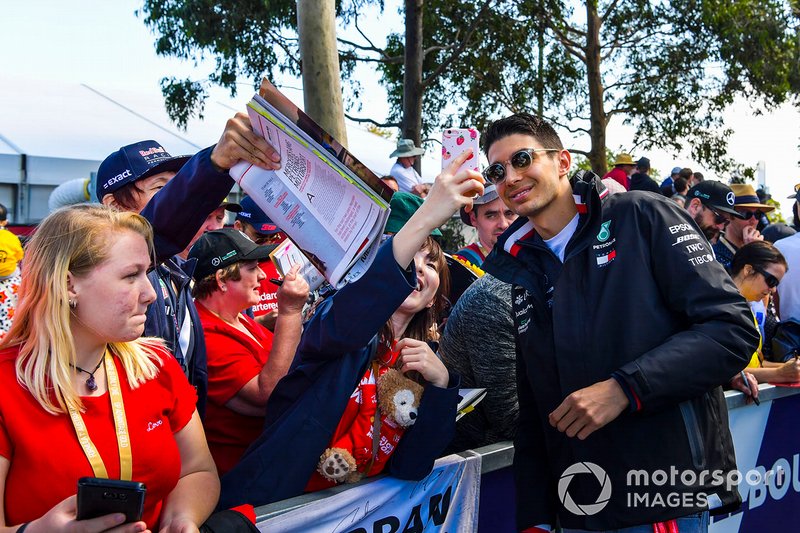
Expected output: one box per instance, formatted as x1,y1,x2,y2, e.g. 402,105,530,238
559,462,612,516
103,169,132,189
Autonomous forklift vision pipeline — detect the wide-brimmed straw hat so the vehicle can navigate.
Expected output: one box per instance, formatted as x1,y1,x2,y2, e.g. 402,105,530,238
613,153,636,166
731,184,775,213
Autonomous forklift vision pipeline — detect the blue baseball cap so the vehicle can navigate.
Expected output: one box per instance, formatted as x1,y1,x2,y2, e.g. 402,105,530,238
96,140,190,199
235,196,281,235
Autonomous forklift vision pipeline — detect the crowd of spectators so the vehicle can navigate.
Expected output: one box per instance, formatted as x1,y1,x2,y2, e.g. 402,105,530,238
1,106,799,533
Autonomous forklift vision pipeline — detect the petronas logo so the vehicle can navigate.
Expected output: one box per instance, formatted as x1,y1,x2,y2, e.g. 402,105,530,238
597,221,611,243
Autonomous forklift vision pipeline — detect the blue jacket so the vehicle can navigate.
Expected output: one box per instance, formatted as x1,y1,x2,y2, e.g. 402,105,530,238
218,240,460,509
141,146,233,419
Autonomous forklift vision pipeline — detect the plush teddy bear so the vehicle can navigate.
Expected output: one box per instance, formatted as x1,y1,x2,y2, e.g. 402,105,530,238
377,368,424,428
316,368,425,484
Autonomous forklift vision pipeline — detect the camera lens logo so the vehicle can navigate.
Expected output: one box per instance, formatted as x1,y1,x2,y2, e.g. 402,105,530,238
558,462,612,516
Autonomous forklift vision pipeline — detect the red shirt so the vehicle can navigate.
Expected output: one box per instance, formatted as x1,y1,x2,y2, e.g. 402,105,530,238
251,260,280,318
196,301,274,475
305,343,407,492
602,166,630,190
0,346,197,529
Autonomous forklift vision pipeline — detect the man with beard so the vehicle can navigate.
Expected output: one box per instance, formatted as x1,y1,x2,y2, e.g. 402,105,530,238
685,181,743,244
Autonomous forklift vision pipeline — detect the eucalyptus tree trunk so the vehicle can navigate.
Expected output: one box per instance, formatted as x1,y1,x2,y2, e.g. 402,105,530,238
297,0,348,147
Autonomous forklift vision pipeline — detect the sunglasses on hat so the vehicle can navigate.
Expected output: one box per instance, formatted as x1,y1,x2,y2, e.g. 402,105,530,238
754,265,780,288
483,148,560,184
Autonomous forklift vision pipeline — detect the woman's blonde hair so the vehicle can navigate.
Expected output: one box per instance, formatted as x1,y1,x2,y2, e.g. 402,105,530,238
3,204,163,414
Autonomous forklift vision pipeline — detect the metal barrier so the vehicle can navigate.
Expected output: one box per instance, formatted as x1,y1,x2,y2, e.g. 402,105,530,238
254,384,800,531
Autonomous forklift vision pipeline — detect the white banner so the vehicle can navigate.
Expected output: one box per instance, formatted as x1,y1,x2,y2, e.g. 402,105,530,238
257,453,481,533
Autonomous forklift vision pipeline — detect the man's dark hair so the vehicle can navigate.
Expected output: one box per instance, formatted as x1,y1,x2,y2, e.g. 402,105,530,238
0,203,7,222
482,113,564,155
693,172,704,182
674,177,689,195
678,168,693,180
731,240,787,278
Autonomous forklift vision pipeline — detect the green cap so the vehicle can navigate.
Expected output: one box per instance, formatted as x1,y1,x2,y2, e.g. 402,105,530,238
384,192,442,236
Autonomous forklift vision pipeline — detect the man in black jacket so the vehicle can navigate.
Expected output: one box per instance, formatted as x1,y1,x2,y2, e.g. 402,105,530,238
481,113,759,532
629,156,660,194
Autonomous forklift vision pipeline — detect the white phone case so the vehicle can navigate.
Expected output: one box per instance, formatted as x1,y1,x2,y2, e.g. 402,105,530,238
441,127,480,174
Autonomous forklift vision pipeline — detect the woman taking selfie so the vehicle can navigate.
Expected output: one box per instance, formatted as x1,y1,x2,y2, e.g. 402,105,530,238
219,151,483,508
0,205,218,532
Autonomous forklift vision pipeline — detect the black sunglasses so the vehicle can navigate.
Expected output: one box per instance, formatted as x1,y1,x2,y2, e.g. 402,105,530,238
754,266,780,288
737,209,763,220
483,148,560,184
705,205,730,226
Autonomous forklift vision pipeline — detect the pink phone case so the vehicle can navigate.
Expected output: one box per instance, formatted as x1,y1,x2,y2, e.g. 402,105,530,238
442,128,480,175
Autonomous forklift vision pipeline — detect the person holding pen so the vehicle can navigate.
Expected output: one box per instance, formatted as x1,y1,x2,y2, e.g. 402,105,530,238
188,229,309,475
731,241,800,384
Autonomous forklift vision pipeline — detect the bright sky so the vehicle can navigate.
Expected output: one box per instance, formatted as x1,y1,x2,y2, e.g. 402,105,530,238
4,0,800,217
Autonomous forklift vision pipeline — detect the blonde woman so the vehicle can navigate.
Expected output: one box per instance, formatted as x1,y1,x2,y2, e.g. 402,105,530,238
0,205,218,532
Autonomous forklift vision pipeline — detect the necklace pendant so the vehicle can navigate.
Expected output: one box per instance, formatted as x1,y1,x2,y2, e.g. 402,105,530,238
86,375,98,392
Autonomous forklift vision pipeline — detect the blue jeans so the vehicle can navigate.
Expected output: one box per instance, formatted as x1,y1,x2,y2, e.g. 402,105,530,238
562,511,709,533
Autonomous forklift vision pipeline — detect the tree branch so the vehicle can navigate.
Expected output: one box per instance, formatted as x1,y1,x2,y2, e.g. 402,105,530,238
339,52,404,64
546,117,590,135
549,9,586,37
606,106,634,118
267,30,301,66
353,11,382,53
545,23,587,63
344,113,401,128
567,147,590,156
422,0,494,87
601,0,622,22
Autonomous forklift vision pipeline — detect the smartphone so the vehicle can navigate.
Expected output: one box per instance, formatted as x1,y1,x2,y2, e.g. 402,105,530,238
76,477,146,523
442,127,482,196
441,127,480,175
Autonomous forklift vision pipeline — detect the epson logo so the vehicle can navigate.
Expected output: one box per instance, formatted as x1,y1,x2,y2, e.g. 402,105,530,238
103,169,132,189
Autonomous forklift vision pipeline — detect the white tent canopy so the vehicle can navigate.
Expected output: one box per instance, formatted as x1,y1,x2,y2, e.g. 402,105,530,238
0,77,441,222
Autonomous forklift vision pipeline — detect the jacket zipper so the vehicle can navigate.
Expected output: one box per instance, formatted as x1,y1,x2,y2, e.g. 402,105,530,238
679,401,705,470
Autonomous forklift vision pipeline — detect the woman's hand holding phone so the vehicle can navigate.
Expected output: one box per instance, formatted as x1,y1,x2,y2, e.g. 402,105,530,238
393,148,484,269
23,495,149,533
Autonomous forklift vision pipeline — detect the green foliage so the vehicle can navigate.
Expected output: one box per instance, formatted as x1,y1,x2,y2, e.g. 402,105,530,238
139,0,307,128
766,197,786,223
438,217,468,254
139,0,800,176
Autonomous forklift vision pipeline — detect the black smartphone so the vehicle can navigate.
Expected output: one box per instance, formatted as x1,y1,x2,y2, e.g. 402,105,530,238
76,477,146,523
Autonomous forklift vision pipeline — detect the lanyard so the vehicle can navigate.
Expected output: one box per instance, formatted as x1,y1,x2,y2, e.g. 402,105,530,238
67,350,132,480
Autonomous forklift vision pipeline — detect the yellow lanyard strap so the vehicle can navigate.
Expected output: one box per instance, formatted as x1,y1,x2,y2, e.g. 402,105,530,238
67,350,132,480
